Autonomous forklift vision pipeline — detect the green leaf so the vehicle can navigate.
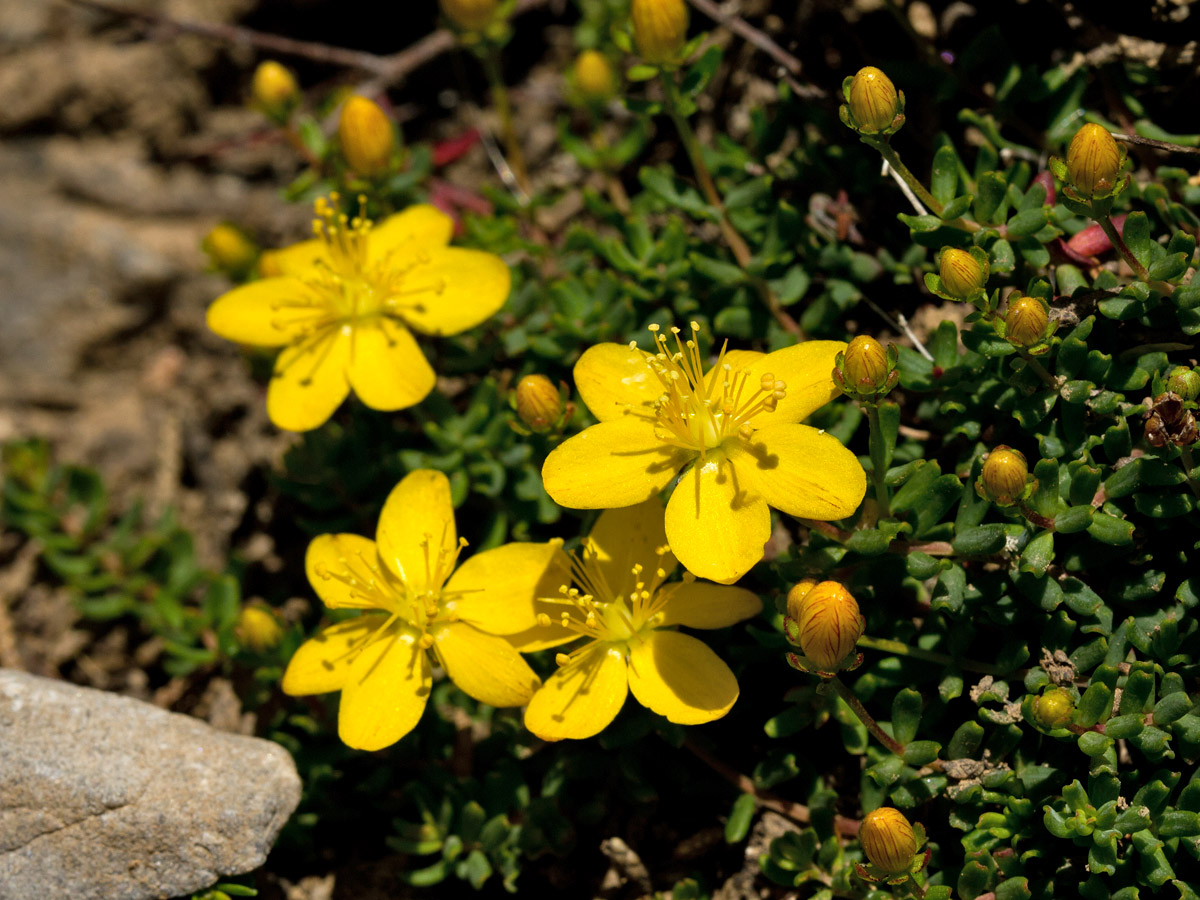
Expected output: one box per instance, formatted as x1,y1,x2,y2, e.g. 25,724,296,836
892,688,924,744
1054,506,1094,534
902,741,941,766
1122,212,1155,269
1006,208,1048,238
932,144,959,207
725,792,757,844
953,524,1007,556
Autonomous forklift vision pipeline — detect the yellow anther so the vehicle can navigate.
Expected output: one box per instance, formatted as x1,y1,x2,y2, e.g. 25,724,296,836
555,653,572,667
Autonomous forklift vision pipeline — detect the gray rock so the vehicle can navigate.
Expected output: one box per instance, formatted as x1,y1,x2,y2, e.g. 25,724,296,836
0,669,301,900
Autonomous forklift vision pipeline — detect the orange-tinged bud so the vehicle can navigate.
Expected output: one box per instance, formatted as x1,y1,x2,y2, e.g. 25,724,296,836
979,446,1028,506
847,67,899,133
795,581,865,671
440,0,499,31
202,223,258,275
1066,124,1121,198
252,60,299,118
1004,296,1049,348
1031,687,1074,729
631,0,689,65
236,605,284,653
785,578,819,622
860,807,919,875
1167,366,1200,403
573,50,617,104
338,95,395,176
939,247,986,300
515,375,564,431
843,336,891,393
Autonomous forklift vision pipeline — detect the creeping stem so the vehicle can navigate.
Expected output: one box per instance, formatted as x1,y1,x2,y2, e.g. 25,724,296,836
1093,208,1175,295
856,635,1007,677
824,675,906,757
659,74,802,338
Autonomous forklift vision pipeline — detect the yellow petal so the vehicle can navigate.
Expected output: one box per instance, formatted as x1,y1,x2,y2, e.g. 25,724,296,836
338,624,431,750
206,278,313,347
432,621,541,707
266,326,353,432
657,581,762,629
542,419,690,509
305,533,393,611
281,615,384,696
368,205,454,259
444,542,571,634
268,238,329,278
627,630,739,724
505,621,580,653
573,343,659,422
741,340,846,427
584,499,677,601
524,642,628,741
664,450,770,584
347,319,436,411
736,423,867,520
376,469,457,593
399,248,511,337
704,348,764,391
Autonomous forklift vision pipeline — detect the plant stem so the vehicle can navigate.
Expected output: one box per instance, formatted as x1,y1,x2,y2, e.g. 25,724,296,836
862,137,941,214
856,635,1008,676
1015,349,1062,391
659,74,802,338
1181,445,1200,502
481,46,530,197
866,404,892,518
1017,501,1056,531
826,675,906,757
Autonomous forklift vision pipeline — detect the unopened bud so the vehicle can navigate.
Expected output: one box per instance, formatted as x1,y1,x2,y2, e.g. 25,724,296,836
631,0,689,65
1167,366,1200,403
251,60,299,119
1066,124,1122,198
573,50,617,104
847,67,900,133
978,446,1028,507
338,95,395,177
860,807,919,876
785,578,819,622
794,581,864,671
843,336,891,394
440,0,500,31
202,223,258,276
1004,296,1049,348
236,605,284,653
515,375,564,431
938,247,987,300
1031,687,1075,729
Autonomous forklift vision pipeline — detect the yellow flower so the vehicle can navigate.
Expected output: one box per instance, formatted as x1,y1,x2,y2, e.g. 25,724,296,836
938,247,986,301
572,49,617,104
514,374,564,432
541,324,866,583
977,445,1028,507
281,469,564,751
440,0,500,31
792,580,864,671
1066,123,1121,198
338,96,395,176
206,196,511,431
236,604,284,652
251,60,299,118
521,499,761,741
1003,295,1049,348
631,0,689,65
847,67,899,133
859,807,919,875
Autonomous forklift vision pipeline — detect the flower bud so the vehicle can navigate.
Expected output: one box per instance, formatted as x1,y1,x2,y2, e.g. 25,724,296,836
573,50,617,104
785,578,819,622
252,60,299,119
847,67,900,133
1066,123,1121,198
938,247,986,300
842,336,892,394
860,807,919,876
236,605,284,653
631,0,689,65
515,375,564,431
1004,296,1049,348
979,446,1028,507
338,95,395,177
1031,687,1075,729
440,0,499,31
202,223,258,276
1167,366,1200,403
795,581,865,671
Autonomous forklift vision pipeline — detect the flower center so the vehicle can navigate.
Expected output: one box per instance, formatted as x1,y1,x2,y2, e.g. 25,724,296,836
643,322,787,458
267,194,449,337
538,543,673,673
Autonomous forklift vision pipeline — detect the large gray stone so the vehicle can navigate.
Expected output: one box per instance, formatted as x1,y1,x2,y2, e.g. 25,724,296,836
0,669,301,900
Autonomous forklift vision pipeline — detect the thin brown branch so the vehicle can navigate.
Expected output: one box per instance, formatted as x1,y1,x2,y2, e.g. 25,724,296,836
682,737,860,836
1111,132,1200,156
